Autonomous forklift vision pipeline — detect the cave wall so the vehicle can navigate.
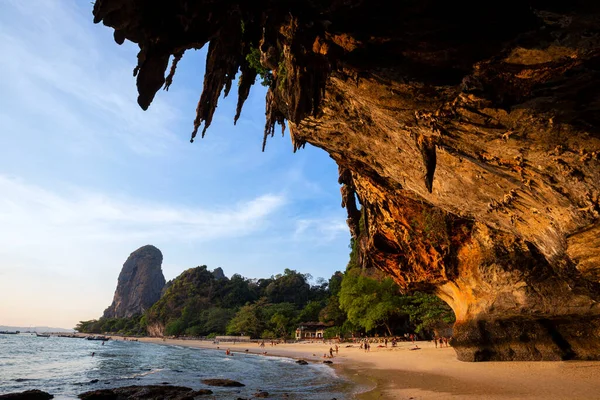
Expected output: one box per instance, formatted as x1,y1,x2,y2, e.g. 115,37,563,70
91,0,600,360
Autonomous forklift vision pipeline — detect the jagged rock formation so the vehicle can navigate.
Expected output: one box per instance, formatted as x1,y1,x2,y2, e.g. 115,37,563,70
103,245,166,318
92,1,600,360
212,267,226,280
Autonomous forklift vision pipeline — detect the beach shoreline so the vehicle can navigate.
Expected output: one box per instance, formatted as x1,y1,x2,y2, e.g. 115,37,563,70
103,335,600,399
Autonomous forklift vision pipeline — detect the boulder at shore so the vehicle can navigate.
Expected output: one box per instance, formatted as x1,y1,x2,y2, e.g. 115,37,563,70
200,379,245,387
0,390,53,400
78,385,212,400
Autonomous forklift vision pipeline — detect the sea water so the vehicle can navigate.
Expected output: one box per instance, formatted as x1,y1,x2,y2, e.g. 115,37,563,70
0,334,352,399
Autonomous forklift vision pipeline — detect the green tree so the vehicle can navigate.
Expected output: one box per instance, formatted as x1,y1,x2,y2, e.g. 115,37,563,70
405,292,455,333
270,313,291,338
203,307,235,334
338,269,407,335
319,295,346,326
164,318,186,336
328,271,344,297
264,269,311,306
297,300,324,323
226,299,267,337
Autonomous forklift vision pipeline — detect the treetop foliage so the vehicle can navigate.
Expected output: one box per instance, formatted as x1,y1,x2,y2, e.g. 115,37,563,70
78,241,455,339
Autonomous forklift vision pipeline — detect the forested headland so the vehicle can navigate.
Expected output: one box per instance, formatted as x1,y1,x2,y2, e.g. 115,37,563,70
77,240,454,339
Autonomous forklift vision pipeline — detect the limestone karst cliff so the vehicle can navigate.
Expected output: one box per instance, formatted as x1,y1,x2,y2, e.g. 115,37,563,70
103,245,166,319
92,1,600,360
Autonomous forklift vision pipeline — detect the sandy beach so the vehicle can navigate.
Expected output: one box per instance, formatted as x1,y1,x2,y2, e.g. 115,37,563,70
106,336,600,399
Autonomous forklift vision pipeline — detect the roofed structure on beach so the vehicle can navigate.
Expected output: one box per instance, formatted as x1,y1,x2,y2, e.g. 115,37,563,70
295,322,331,340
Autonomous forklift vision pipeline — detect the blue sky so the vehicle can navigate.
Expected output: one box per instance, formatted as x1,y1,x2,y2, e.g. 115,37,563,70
0,0,350,328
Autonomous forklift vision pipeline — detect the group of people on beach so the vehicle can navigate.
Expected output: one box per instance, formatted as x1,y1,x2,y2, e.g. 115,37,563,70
349,333,452,351
359,340,371,352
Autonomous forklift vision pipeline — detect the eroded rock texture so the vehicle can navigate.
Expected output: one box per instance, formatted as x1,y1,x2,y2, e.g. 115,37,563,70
92,1,600,360
79,385,212,400
103,245,165,318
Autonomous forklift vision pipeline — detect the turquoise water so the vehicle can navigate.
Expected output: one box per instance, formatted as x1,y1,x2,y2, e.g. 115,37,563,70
0,334,351,399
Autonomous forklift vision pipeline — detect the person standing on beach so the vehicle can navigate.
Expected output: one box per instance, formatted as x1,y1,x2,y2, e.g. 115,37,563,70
329,347,334,358
434,337,438,348
335,344,339,354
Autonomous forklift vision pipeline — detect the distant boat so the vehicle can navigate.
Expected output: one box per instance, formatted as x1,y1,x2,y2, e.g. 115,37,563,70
0,330,20,334
35,333,50,338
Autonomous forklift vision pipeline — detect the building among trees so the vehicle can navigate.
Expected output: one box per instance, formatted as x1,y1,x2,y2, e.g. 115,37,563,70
295,322,329,340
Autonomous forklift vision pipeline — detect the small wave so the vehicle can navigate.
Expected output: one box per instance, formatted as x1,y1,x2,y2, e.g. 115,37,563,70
125,368,164,379
13,378,37,382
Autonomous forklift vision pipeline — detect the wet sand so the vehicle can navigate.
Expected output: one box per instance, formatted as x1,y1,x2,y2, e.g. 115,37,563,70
109,336,600,399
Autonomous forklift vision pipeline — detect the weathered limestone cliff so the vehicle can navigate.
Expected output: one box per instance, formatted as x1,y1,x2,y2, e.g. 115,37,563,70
103,245,166,318
92,1,600,360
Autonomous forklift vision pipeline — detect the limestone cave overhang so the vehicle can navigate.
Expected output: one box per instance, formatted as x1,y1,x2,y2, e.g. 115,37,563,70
91,0,600,361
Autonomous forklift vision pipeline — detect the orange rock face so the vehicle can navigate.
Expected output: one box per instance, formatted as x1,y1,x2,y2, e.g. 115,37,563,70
92,0,600,360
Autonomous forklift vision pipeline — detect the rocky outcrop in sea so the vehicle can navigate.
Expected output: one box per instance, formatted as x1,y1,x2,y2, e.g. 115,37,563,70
103,245,166,318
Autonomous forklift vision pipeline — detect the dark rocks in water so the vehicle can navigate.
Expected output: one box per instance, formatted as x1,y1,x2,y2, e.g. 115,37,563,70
78,385,212,400
212,267,225,280
323,360,333,364
295,360,308,365
103,245,165,319
253,392,269,398
89,379,99,384
0,390,54,399
201,379,245,387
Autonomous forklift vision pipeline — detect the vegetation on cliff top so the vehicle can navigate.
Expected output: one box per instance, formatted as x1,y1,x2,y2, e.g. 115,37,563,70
77,241,454,339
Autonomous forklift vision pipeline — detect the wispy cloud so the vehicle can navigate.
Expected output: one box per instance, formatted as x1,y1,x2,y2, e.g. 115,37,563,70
0,0,182,155
294,217,348,243
0,174,285,246
0,0,350,328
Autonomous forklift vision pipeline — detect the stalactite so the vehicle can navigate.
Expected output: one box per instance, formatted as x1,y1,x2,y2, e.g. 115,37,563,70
135,47,170,111
234,63,257,125
93,0,600,362
263,88,286,151
164,50,185,91
191,16,243,141
94,1,334,148
339,167,362,239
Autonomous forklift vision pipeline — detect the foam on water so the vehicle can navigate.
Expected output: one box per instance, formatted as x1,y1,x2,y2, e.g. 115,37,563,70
0,334,354,399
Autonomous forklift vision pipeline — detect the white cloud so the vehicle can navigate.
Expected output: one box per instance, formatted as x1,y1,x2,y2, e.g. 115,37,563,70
0,1,351,328
294,217,348,243
0,174,285,247
0,0,182,156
